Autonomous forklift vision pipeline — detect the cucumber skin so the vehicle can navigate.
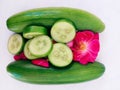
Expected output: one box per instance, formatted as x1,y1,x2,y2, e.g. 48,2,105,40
7,60,105,84
7,7,105,33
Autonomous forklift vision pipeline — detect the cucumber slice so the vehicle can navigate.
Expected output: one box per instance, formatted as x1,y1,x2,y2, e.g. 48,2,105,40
48,43,73,67
24,40,38,60
29,35,52,57
51,19,76,43
23,26,48,39
7,34,24,55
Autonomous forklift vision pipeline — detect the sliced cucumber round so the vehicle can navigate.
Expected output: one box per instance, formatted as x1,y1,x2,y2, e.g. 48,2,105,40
24,40,38,60
48,43,73,67
51,19,76,43
7,34,24,55
29,35,52,57
23,26,48,39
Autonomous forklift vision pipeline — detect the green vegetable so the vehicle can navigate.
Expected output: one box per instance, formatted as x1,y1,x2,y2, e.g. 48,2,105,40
51,19,76,43
7,34,24,55
29,35,52,57
7,7,105,33
7,60,105,84
24,40,38,60
48,43,73,67
23,26,48,39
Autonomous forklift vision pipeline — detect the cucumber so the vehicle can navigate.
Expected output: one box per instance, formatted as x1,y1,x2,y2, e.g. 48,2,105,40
51,19,76,43
7,34,24,54
7,7,105,33
29,35,52,57
48,43,73,67
7,60,105,84
23,26,48,39
24,40,38,60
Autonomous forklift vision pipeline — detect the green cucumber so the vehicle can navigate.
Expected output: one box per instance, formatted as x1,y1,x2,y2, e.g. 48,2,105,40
51,19,76,43
29,35,52,57
48,43,73,67
7,7,105,33
24,40,38,60
7,60,105,84
23,26,48,39
7,34,24,55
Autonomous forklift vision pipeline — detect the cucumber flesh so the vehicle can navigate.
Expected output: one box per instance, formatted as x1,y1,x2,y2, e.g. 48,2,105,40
23,26,48,39
29,35,52,57
51,19,76,43
7,34,24,54
24,40,38,60
48,43,73,67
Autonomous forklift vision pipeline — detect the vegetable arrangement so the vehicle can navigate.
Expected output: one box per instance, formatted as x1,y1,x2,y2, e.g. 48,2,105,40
6,7,105,84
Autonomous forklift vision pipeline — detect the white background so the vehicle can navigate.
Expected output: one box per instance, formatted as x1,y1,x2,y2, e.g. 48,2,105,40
0,0,120,90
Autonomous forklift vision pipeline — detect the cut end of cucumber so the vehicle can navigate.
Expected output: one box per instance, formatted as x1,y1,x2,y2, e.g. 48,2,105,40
29,35,52,57
51,19,76,43
24,40,38,60
7,34,24,55
23,26,48,39
48,43,73,67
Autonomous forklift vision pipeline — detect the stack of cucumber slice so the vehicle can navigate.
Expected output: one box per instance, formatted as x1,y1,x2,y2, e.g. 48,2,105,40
8,19,76,67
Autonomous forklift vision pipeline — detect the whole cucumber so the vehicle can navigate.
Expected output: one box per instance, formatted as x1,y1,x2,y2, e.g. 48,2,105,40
7,60,105,84
7,7,105,33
